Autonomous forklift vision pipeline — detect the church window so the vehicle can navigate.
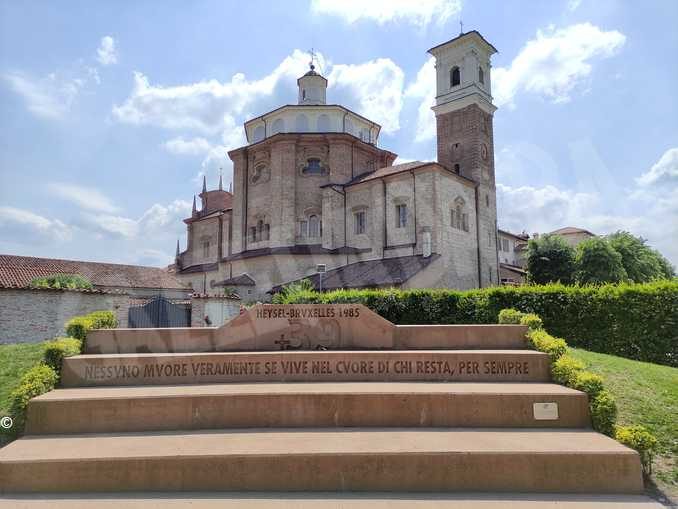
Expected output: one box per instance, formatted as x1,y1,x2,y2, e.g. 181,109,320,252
456,205,463,229
202,240,210,258
302,89,306,100
486,194,490,207
479,66,484,84
450,66,460,87
250,227,257,243
295,114,309,132
257,220,264,241
317,114,331,131
303,158,323,174
299,220,308,238
454,163,460,174
253,125,265,142
271,118,284,134
355,210,366,234
308,214,321,238
462,213,469,232
450,209,455,228
396,204,407,228
264,224,270,241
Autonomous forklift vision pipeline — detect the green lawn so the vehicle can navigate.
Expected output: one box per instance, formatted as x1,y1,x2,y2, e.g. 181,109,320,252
570,347,678,497
0,341,47,416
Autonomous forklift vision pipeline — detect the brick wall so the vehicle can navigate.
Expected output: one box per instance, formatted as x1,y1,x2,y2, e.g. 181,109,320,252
0,288,129,344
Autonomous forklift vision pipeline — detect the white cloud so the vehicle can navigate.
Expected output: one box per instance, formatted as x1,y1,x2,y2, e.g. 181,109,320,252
567,0,583,11
493,23,626,108
405,57,436,142
3,71,86,119
96,36,118,66
112,50,317,134
48,183,120,213
0,206,72,241
311,0,461,27
497,147,678,265
329,58,405,134
82,199,191,239
162,137,212,156
636,147,678,187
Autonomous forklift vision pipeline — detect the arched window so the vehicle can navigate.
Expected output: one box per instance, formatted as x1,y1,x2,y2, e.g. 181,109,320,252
253,125,265,142
264,224,270,241
295,114,309,132
308,215,321,238
302,158,323,175
450,66,460,87
271,118,284,134
317,114,330,131
302,89,306,100
479,66,484,84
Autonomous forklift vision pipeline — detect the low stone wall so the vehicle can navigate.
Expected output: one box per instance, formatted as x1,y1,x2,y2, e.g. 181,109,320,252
0,288,130,344
191,296,241,327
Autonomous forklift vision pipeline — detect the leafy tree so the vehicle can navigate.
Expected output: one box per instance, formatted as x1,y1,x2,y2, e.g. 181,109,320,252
526,234,576,284
607,231,675,282
575,238,627,284
30,274,93,290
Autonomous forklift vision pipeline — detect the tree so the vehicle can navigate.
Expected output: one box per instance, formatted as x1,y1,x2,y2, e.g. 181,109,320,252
526,234,576,284
575,238,627,284
607,231,675,282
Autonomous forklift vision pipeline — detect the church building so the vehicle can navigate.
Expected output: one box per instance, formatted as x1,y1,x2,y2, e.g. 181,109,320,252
175,31,500,300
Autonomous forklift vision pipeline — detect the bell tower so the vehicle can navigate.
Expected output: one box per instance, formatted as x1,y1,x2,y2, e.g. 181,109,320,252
428,31,499,287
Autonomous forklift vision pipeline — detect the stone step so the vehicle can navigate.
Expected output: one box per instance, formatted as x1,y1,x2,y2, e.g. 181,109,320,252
0,428,643,494
60,350,550,387
25,382,590,434
0,493,663,508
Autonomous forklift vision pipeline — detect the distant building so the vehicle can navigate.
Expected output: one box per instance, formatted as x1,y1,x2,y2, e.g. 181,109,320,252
497,229,529,285
547,227,596,247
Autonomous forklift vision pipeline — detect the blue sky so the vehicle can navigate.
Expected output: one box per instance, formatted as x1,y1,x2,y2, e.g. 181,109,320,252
1,0,677,267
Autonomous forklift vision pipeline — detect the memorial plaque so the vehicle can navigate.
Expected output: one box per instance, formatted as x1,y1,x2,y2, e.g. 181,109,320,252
533,402,559,420
212,304,395,351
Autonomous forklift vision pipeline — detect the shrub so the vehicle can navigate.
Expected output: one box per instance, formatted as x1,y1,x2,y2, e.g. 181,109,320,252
615,425,658,475
64,310,117,342
282,281,678,366
65,316,92,341
43,337,82,375
7,364,58,436
519,313,543,330
551,354,585,385
498,308,523,324
590,390,617,436
573,371,605,399
87,310,118,329
30,274,93,290
527,329,567,362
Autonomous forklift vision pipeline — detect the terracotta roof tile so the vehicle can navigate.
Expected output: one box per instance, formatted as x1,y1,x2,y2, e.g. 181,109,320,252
0,254,186,290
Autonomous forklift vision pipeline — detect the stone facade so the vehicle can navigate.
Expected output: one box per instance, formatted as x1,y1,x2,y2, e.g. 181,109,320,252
0,288,129,344
175,31,503,299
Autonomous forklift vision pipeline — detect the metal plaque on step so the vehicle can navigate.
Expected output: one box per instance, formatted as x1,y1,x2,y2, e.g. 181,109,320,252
533,402,559,420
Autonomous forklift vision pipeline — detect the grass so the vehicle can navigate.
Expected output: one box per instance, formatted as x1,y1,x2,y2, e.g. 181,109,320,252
0,341,47,417
570,347,678,499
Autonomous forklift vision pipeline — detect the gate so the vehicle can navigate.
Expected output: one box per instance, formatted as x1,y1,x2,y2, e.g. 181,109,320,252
128,296,191,328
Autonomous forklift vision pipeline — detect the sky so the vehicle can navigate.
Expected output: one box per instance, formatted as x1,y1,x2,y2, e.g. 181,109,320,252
1,0,677,268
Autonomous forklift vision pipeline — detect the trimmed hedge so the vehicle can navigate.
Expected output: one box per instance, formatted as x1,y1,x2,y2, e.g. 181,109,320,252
7,364,58,437
43,337,82,375
280,281,678,366
65,310,117,343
